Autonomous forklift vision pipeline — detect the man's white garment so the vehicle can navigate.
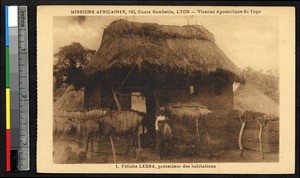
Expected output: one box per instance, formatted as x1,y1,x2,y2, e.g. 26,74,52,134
155,115,166,131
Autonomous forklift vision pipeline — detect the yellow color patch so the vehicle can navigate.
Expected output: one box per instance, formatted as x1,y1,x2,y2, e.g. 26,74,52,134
6,88,10,129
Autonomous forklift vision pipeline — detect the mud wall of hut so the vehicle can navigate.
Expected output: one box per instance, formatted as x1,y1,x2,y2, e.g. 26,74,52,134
169,109,279,153
202,113,279,153
158,82,234,110
243,119,279,153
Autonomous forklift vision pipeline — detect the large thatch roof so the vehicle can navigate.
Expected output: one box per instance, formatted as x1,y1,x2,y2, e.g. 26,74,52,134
85,19,244,83
234,82,279,117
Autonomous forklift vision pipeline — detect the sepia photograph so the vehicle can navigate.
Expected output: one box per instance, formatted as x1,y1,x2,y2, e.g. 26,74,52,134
37,6,295,173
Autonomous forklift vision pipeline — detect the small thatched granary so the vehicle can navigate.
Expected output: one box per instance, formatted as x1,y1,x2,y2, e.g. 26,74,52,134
84,19,244,148
54,85,84,111
233,82,279,153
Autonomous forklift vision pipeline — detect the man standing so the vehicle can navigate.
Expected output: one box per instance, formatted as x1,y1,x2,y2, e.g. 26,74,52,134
155,107,172,159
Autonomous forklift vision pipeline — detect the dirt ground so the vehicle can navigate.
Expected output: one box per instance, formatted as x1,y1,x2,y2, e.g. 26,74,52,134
53,135,278,164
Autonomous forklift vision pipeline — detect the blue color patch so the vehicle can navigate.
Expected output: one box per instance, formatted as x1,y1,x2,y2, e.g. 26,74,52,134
5,6,9,46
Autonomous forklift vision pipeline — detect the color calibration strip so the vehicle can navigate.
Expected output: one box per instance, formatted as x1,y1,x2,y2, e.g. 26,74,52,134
5,6,30,172
5,5,11,172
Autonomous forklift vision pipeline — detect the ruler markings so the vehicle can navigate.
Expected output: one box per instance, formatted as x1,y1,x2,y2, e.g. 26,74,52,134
18,6,30,171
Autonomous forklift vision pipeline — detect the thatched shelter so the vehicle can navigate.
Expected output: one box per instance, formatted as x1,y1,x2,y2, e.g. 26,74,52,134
166,102,211,119
84,19,244,147
234,82,279,117
233,82,279,153
54,85,84,111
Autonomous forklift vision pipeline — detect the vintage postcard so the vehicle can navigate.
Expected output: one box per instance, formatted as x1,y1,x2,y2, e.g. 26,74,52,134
37,5,295,174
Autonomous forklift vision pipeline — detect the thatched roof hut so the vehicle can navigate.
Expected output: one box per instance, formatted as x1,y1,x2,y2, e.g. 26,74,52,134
84,19,244,83
83,20,246,148
234,82,279,118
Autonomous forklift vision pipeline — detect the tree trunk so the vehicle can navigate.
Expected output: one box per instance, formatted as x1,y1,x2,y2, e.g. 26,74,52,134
196,117,200,140
145,90,156,149
109,135,117,163
86,134,90,156
91,133,94,158
256,118,264,159
137,133,142,161
258,124,264,159
203,116,212,157
112,91,122,111
138,133,141,149
238,115,246,157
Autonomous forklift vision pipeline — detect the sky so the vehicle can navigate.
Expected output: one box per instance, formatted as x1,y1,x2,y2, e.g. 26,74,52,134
53,15,279,72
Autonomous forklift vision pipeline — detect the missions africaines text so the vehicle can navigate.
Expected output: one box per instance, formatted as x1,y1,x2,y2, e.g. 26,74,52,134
70,9,175,14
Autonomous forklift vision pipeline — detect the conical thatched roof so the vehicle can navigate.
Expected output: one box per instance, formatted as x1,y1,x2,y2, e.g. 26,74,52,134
54,85,84,111
85,19,244,83
234,82,279,117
